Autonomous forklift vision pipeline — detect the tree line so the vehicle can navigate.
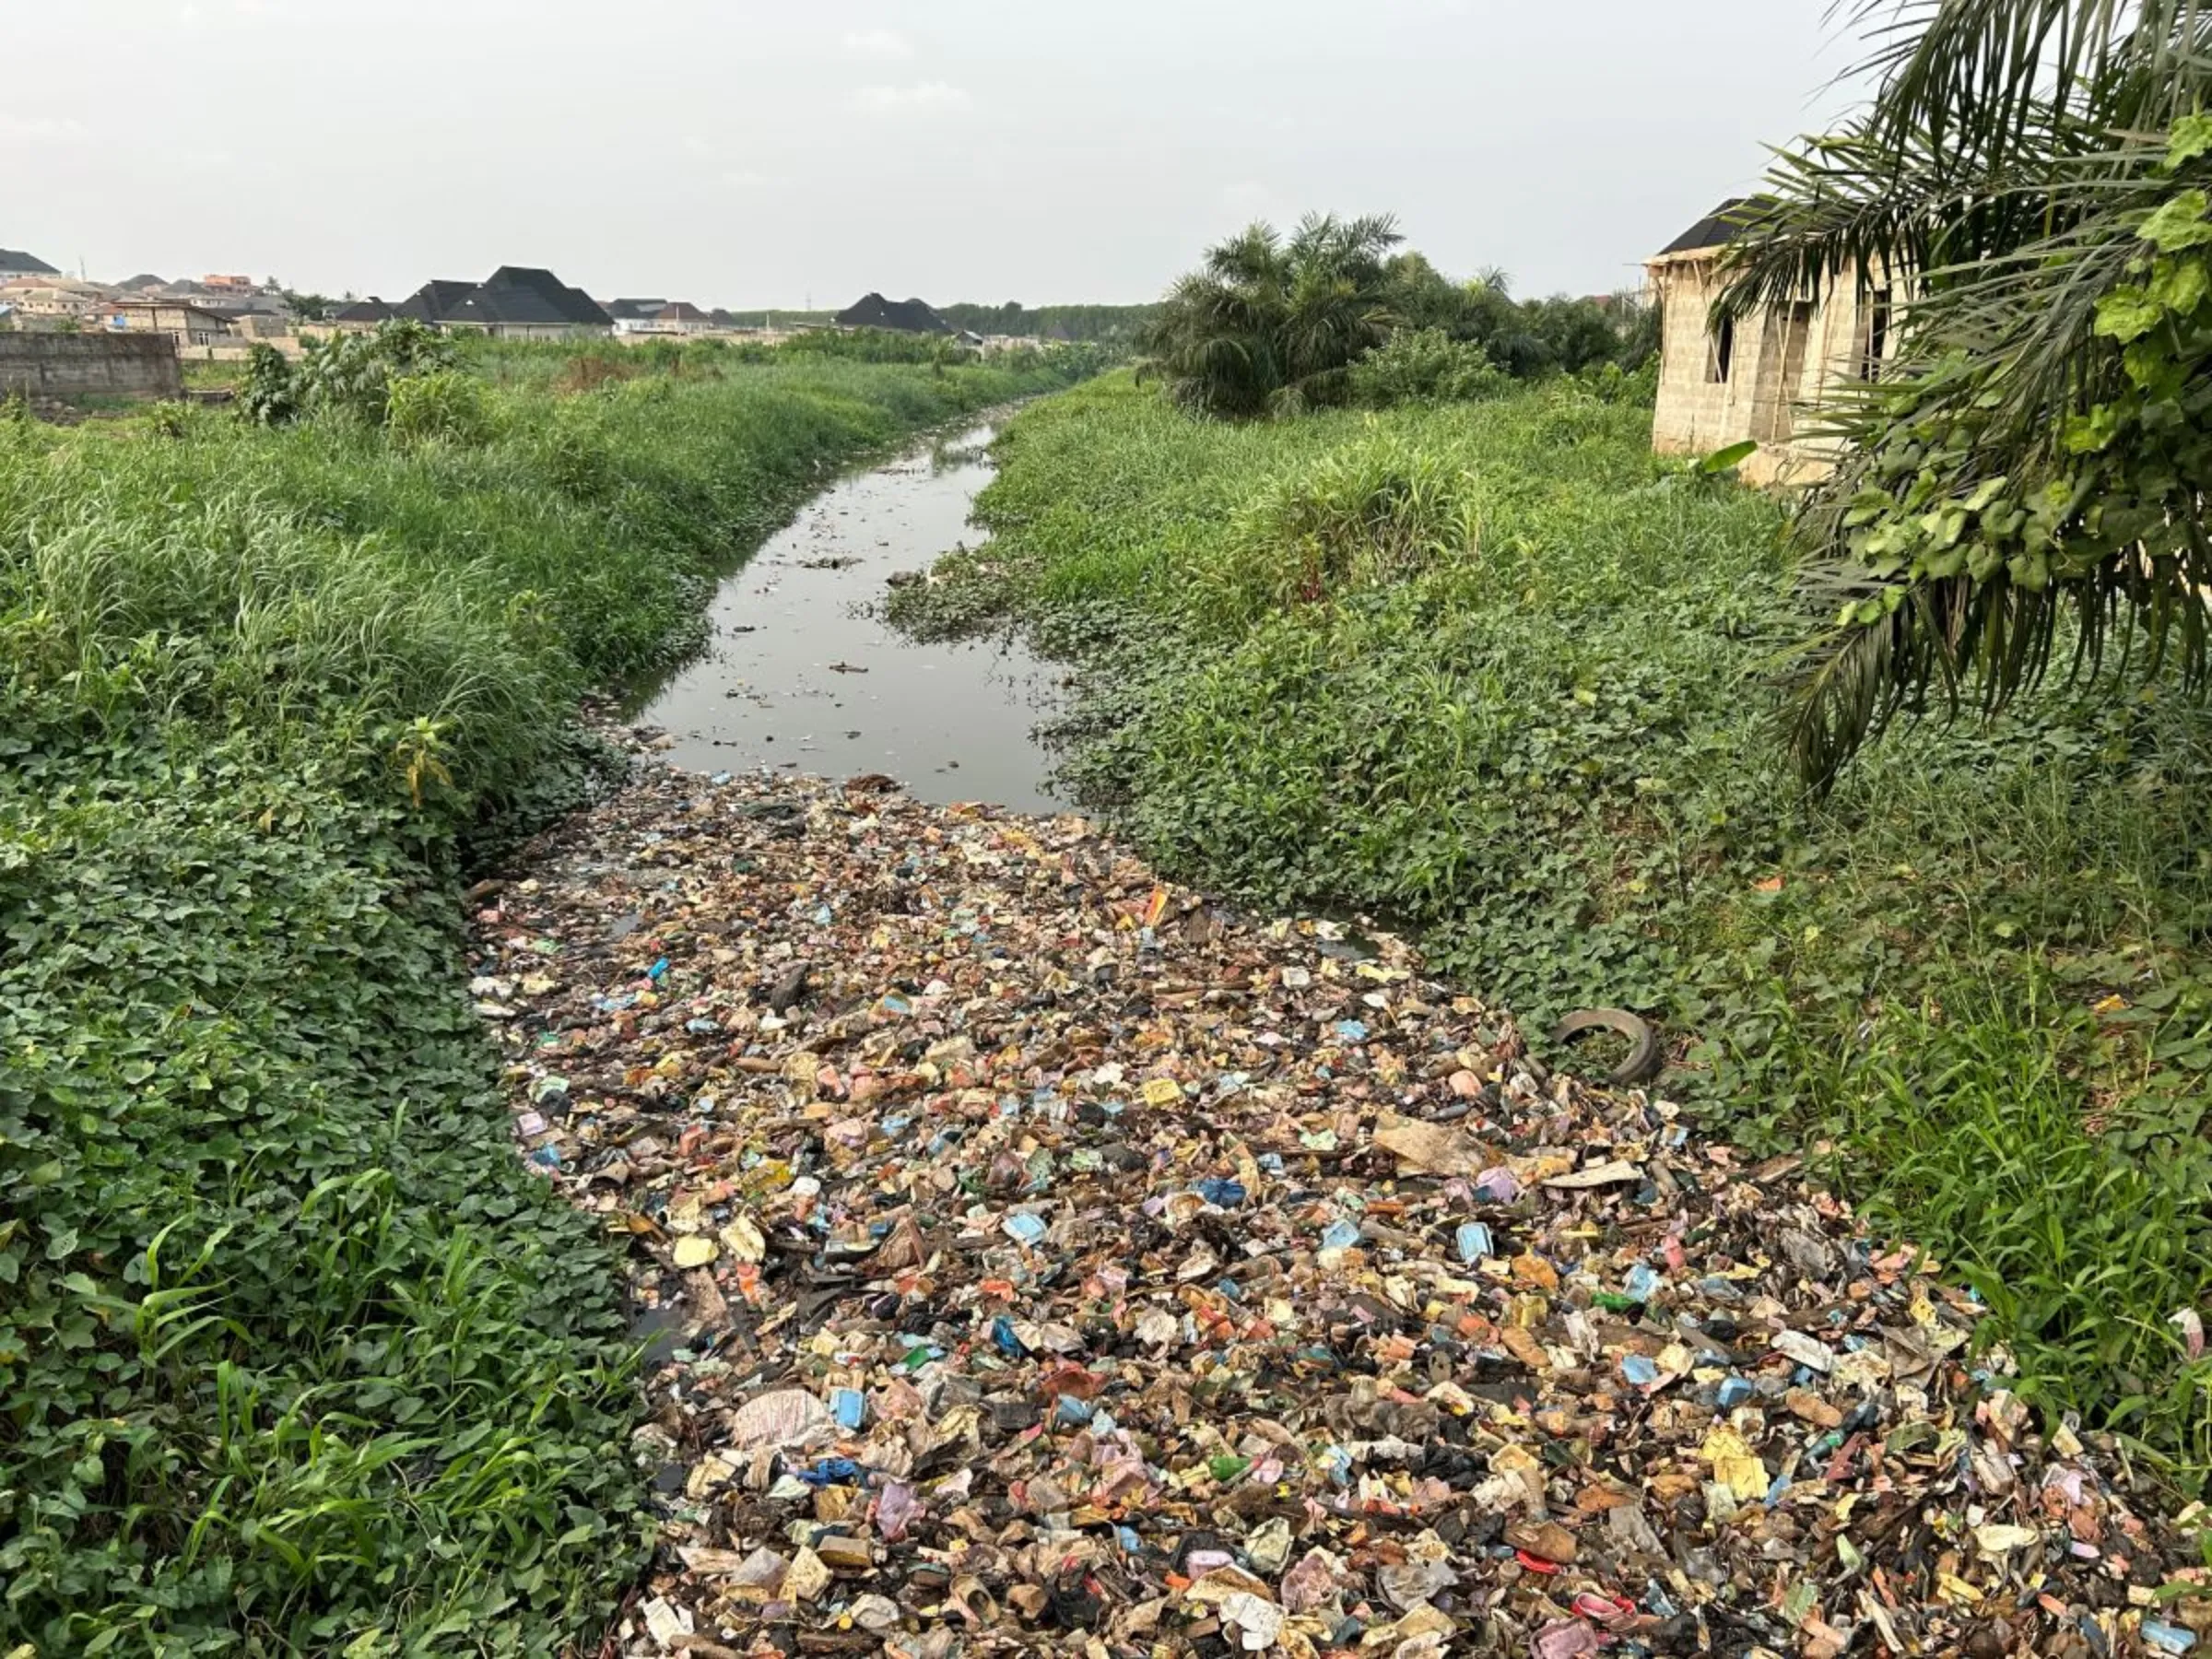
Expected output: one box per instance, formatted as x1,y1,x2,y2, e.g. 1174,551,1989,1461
1138,213,1654,419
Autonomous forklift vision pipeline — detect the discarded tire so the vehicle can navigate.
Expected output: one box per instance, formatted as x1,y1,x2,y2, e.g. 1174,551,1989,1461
1551,1006,1662,1086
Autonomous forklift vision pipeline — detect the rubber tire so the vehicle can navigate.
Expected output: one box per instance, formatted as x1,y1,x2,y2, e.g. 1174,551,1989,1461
1551,1007,1662,1088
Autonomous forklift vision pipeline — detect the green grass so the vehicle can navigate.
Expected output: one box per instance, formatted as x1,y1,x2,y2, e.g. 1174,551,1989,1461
0,341,1092,1653
895,371,2212,1485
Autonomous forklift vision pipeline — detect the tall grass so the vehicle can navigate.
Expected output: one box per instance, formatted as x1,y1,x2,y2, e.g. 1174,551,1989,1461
0,344,1089,1653
899,371,2212,1486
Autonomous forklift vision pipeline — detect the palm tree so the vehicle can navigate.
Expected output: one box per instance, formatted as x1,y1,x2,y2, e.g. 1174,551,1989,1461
1143,213,1405,418
1721,1,2212,786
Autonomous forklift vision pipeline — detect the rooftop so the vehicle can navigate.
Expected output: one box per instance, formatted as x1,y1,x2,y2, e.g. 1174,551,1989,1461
834,292,952,335
334,298,400,324
426,266,610,329
1653,198,1762,259
394,278,479,324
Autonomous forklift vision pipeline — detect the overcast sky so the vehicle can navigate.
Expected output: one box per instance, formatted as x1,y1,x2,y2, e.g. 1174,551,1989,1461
7,1,1863,308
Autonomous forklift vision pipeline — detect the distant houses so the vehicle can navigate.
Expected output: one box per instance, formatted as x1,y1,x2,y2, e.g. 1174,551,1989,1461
106,300,234,347
834,292,953,335
0,249,60,282
603,298,668,327
330,297,401,331
2,244,1032,366
386,267,612,340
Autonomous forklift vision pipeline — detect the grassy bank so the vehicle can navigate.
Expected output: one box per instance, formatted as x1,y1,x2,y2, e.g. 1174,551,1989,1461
895,371,2212,1480
0,343,1089,1653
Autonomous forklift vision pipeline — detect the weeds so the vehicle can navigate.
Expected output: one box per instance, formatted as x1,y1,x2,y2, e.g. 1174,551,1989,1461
1202,435,1474,623
0,342,1095,1652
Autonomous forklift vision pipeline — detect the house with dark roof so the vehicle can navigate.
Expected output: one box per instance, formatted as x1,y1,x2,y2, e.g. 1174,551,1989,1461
653,301,715,335
331,297,402,333
1645,198,1899,487
440,266,611,339
394,279,477,325
834,292,952,335
608,299,731,338
387,268,609,338
0,249,60,281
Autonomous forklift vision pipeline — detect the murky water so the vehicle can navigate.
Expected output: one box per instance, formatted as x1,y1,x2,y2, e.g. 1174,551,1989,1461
628,422,1065,812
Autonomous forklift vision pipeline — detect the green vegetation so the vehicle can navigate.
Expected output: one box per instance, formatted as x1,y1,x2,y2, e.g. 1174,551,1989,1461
1144,214,1406,417
0,335,1090,1653
893,371,2212,1482
1139,214,1654,419
1722,1,2212,784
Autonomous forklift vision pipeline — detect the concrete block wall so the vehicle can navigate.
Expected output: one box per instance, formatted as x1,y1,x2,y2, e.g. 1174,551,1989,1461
1648,254,1881,488
0,332,182,400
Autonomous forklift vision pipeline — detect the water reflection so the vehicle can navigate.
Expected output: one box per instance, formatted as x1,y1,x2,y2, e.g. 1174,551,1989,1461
629,422,1067,813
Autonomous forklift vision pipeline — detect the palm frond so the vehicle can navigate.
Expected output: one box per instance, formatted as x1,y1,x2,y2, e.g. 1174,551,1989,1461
1718,0,2212,784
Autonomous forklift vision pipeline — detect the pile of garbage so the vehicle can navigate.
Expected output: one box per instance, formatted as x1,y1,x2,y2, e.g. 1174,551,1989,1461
468,757,2209,1658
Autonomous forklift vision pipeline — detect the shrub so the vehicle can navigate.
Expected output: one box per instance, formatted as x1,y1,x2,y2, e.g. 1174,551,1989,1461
238,343,300,427
1580,356,1660,406
387,368,498,448
1198,434,1472,623
1349,327,1512,408
292,323,465,429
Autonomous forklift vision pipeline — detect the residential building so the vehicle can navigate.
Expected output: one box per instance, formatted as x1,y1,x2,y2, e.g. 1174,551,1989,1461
834,292,952,335
387,267,608,339
223,312,296,340
330,297,401,332
0,249,62,282
1646,199,1898,487
104,300,235,348
0,277,112,322
393,279,478,326
654,301,715,335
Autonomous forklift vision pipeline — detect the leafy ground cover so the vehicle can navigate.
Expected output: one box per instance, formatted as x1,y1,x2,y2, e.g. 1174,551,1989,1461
0,343,1088,1653
891,371,2212,1485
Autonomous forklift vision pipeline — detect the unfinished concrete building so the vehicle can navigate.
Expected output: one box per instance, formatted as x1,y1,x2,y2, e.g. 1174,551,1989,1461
1646,199,1897,487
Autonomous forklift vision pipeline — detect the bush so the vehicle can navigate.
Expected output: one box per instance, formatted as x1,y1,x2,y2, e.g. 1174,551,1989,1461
1197,434,1472,624
282,322,465,429
387,369,498,448
238,343,300,427
1349,328,1512,408
1579,356,1659,406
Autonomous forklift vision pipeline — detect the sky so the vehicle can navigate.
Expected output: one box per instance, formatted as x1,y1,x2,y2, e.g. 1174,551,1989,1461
6,1,1865,310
